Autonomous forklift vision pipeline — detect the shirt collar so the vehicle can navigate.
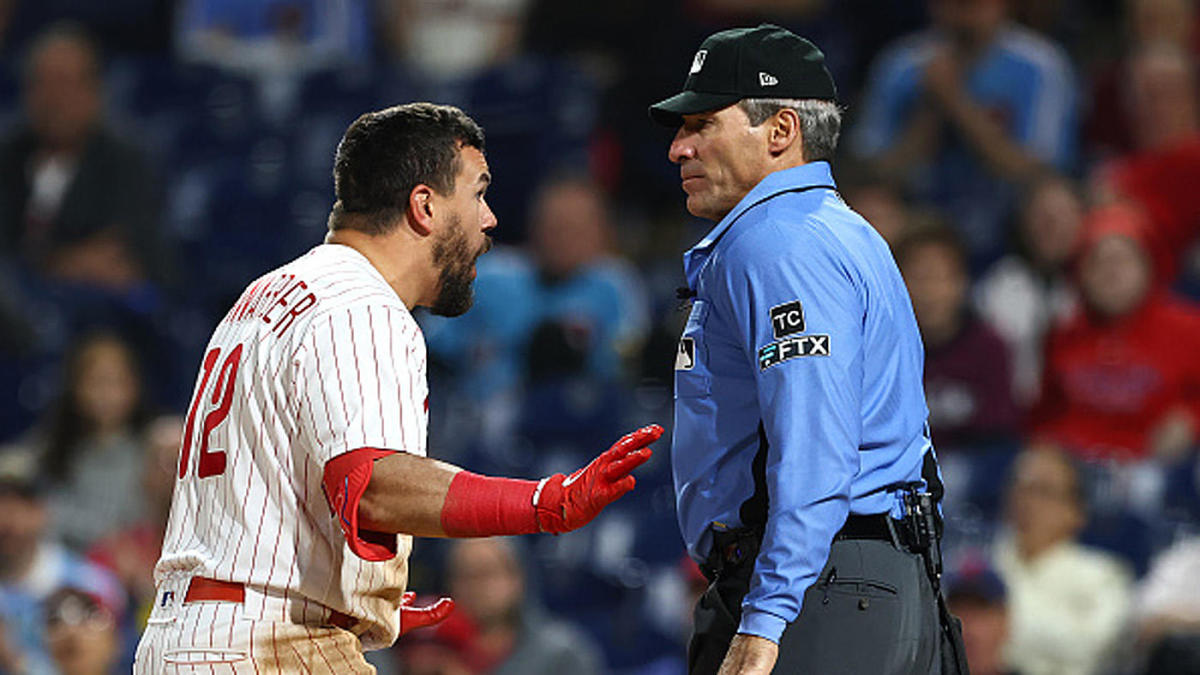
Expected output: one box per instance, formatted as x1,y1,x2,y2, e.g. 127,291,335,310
683,161,836,286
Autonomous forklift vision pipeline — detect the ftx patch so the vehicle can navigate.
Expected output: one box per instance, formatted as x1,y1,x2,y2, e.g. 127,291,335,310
758,335,830,370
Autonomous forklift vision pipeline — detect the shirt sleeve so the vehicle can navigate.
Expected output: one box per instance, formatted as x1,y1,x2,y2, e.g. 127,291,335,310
295,304,427,466
851,44,922,157
1013,44,1077,169
712,219,865,642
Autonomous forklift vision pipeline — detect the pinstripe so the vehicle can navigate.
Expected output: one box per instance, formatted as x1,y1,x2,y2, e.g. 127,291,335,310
153,245,420,657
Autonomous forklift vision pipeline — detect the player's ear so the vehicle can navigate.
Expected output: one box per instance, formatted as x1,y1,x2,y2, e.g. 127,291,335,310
406,185,436,236
766,108,802,157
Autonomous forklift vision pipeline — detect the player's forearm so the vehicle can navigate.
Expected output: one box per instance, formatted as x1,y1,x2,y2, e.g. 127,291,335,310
357,452,461,537
355,425,660,539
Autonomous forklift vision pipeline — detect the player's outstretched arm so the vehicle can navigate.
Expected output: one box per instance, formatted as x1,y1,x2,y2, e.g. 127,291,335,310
352,425,663,538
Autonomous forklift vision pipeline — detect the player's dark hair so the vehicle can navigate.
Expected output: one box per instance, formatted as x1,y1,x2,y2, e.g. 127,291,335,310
328,103,485,235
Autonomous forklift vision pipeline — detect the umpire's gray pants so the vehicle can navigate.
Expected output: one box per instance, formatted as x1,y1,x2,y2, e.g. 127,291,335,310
689,538,942,674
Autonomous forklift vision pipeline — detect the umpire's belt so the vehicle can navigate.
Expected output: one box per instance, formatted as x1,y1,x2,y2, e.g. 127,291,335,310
185,576,359,632
700,513,905,582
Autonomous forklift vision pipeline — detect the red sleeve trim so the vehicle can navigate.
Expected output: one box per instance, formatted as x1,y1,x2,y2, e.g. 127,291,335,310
323,448,399,562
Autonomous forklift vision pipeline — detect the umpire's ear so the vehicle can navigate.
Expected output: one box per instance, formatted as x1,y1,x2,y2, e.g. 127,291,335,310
406,184,436,236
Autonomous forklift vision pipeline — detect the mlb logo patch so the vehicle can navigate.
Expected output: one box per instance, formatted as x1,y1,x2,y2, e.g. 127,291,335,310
676,337,695,371
690,50,708,75
769,301,805,339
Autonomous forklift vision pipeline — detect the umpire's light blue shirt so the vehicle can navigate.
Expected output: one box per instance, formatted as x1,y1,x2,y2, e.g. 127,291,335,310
672,161,934,643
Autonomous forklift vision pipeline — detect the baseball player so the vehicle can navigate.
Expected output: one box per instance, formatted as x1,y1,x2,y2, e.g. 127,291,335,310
133,103,662,673
649,26,967,674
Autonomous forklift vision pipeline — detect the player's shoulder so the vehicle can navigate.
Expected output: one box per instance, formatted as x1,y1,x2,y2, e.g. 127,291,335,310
278,245,417,332
293,245,408,306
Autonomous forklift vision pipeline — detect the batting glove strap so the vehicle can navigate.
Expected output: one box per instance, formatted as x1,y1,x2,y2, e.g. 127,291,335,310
532,474,569,534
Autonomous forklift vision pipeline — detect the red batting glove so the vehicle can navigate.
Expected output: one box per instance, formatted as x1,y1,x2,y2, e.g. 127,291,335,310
398,592,455,636
533,424,663,534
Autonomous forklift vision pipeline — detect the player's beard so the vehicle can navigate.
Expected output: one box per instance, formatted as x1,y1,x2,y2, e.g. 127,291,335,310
430,214,490,317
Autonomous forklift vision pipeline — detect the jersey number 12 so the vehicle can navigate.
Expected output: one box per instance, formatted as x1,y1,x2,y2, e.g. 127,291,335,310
179,344,244,479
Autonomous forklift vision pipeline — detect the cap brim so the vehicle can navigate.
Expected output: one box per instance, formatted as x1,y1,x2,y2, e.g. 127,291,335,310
648,91,742,127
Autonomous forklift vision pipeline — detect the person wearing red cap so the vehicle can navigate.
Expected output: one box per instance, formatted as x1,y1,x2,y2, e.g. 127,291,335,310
1031,202,1200,461
1091,42,1200,286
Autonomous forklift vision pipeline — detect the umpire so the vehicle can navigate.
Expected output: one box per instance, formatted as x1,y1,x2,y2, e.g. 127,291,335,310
650,25,968,675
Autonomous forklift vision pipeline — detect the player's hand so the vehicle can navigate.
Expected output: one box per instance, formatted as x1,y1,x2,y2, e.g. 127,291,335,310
398,592,455,636
717,634,779,675
533,424,663,534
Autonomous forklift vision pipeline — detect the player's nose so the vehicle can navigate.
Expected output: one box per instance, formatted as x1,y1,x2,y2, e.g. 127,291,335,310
481,199,498,232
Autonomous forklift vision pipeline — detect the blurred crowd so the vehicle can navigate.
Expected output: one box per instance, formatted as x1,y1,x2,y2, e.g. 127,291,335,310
0,0,1199,674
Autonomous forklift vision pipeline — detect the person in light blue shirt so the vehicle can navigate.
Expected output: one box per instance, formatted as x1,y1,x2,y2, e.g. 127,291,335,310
649,25,965,675
851,0,1077,271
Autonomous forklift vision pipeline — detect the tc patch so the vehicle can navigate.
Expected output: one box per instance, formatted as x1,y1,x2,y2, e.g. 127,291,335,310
769,300,806,339
676,337,695,371
758,335,830,370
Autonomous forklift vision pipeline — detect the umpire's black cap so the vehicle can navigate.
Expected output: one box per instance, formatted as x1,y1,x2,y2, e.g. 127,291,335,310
649,24,837,127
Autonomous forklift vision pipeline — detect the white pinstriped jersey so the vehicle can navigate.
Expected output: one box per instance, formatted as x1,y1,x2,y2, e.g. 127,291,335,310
156,243,428,649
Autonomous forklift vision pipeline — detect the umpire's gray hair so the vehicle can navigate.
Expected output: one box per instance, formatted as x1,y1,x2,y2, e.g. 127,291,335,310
737,98,842,162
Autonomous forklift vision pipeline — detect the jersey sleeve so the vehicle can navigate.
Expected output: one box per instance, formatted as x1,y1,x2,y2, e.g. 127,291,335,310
712,218,865,642
295,304,427,466
322,447,400,561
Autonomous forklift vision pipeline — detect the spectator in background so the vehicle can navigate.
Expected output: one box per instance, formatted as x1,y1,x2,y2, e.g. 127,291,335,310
378,0,529,81
976,175,1083,404
1032,203,1200,462
176,0,369,71
944,556,1013,675
86,414,182,628
0,462,124,675
1132,536,1200,674
175,0,372,121
837,161,915,247
423,176,647,441
1085,0,1197,160
0,23,162,291
43,588,120,675
395,538,603,675
994,446,1133,675
35,332,152,553
852,0,1077,269
1092,41,1200,287
897,223,1020,452
395,627,475,675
